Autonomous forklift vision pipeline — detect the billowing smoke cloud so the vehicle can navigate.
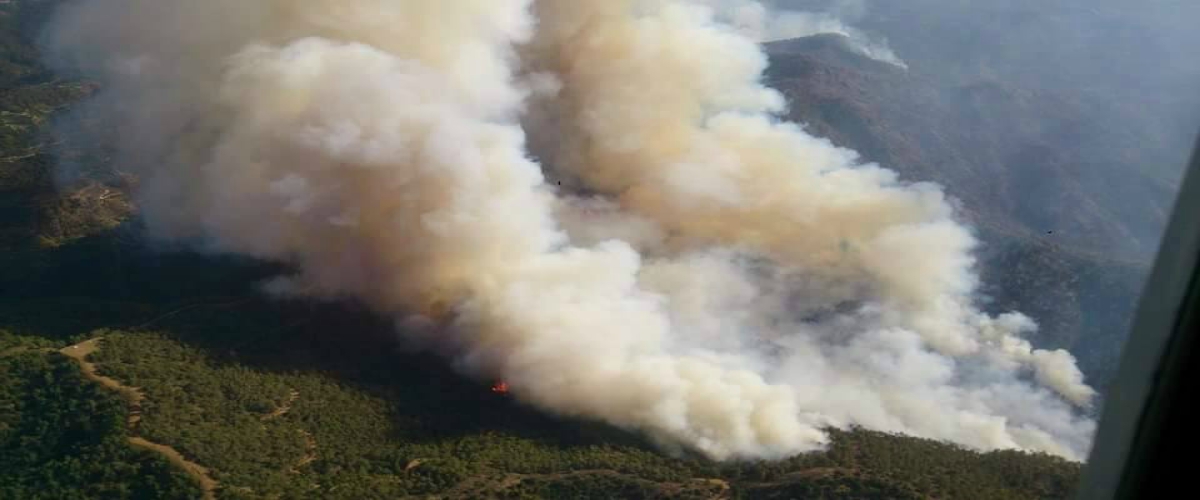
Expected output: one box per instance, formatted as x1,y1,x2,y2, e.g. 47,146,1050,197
46,0,1094,460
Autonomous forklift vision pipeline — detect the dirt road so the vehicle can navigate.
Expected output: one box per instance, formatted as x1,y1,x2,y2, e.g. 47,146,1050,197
61,338,219,500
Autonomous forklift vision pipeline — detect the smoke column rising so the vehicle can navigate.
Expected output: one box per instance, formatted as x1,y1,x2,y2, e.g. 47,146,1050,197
46,0,1095,460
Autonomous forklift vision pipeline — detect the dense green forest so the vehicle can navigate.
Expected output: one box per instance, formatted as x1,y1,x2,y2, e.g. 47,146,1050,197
0,332,204,499
0,1,1085,498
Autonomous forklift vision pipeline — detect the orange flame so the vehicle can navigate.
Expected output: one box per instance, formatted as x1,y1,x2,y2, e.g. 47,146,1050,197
491,381,510,394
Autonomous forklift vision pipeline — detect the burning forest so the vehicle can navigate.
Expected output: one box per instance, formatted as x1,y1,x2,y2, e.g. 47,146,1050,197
42,0,1096,461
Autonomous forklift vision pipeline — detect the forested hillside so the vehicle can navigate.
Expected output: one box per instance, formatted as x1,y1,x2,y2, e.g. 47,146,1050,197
1,1,1086,498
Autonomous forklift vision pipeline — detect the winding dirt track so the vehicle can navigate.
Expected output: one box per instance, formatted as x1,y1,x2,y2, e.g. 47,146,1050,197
262,389,300,421
60,338,219,500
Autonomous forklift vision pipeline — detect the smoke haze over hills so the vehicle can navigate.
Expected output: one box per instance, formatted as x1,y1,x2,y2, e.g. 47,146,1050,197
775,0,1199,258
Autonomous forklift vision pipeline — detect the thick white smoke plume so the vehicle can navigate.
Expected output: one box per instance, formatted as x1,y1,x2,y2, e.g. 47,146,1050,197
47,0,1094,460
